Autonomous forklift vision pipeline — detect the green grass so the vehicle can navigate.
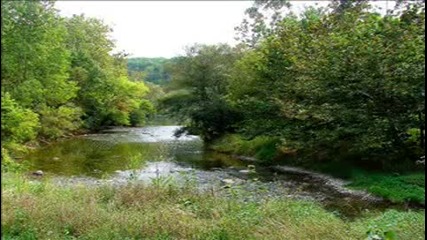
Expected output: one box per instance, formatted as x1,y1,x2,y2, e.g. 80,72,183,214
348,171,425,205
1,172,425,240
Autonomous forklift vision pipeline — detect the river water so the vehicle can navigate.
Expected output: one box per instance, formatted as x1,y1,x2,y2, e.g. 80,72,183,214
25,126,410,219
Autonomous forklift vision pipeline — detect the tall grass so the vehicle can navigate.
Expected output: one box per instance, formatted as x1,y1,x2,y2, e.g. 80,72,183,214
2,172,425,240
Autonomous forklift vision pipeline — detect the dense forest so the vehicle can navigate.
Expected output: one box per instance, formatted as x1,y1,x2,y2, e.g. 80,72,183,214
162,0,425,172
1,1,155,157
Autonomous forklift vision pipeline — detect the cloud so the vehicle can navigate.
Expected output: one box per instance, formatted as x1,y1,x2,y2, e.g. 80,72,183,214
55,1,252,58
55,1,395,58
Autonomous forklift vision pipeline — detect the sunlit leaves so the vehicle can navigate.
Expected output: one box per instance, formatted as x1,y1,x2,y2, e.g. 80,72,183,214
1,1,154,146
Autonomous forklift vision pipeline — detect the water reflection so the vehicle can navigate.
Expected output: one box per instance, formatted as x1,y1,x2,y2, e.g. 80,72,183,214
26,126,203,177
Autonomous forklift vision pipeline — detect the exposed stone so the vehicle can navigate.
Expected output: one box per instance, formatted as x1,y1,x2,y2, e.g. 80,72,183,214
33,170,44,176
211,167,223,171
221,179,235,185
416,156,425,165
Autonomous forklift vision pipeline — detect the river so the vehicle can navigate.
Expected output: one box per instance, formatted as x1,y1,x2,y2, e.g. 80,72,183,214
25,125,411,219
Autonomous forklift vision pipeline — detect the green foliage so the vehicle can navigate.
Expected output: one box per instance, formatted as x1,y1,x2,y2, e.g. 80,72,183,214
130,99,156,126
211,134,280,163
235,0,291,47
161,44,242,141
65,15,153,130
38,105,83,139
1,148,26,173
348,172,425,204
227,1,425,169
1,93,40,144
1,1,154,150
1,0,81,143
127,57,171,85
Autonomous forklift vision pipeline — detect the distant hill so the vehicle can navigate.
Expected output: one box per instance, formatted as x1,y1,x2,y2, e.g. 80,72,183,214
127,57,172,85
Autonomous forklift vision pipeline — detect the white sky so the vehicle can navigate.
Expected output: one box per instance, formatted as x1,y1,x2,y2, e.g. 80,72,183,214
55,1,394,58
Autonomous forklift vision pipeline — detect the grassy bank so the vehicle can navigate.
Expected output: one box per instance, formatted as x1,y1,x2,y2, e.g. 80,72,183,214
210,134,426,205
348,171,425,205
1,172,425,240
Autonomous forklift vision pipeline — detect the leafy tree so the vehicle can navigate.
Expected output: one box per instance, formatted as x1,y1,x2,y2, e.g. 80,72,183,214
161,44,242,141
1,1,155,152
235,0,291,48
229,1,425,169
64,14,152,129
1,0,81,140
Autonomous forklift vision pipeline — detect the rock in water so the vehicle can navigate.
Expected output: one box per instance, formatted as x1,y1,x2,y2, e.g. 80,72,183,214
33,170,44,176
221,179,235,185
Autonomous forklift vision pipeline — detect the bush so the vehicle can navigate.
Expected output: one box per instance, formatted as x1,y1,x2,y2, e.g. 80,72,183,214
38,105,83,139
1,93,40,144
1,148,25,173
211,134,281,162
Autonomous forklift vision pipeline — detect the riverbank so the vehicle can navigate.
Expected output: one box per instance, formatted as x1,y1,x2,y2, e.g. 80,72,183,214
209,134,426,206
2,172,425,240
3,126,425,239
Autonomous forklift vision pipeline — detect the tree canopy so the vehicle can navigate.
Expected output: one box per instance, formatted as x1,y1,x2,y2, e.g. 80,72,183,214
127,57,171,85
1,0,153,151
162,0,425,170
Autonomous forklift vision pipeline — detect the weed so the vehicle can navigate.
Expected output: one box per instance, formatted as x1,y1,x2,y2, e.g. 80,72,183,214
1,172,425,240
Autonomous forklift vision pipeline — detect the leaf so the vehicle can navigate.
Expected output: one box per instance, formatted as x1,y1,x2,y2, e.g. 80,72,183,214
384,231,398,240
